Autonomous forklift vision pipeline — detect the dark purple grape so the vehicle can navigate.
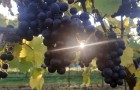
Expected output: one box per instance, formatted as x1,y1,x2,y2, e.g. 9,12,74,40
119,70,127,79
82,20,91,27
112,66,120,72
70,7,77,15
110,51,118,58
117,48,123,56
53,19,61,29
44,18,53,27
37,12,46,21
59,2,68,12
85,25,95,33
71,14,79,19
61,16,71,25
30,20,38,29
2,63,9,69
50,3,60,14
103,68,113,77
18,21,29,31
27,13,36,21
57,67,66,74
50,58,62,68
106,60,114,67
112,72,119,80
1,72,8,78
110,82,117,88
80,12,90,21
104,77,112,84
95,30,104,39
97,63,105,71
117,39,125,49
48,66,56,73
117,79,123,85
108,31,117,39
0,54,7,61
113,57,121,65
42,30,51,38
68,0,74,4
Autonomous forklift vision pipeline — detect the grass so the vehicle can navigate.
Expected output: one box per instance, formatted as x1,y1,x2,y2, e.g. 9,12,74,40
0,71,102,87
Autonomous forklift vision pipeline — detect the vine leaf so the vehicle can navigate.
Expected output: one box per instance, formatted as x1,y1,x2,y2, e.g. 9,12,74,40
29,67,45,90
94,0,121,15
20,37,46,67
128,37,140,49
9,43,22,68
121,46,133,66
134,80,140,90
18,59,32,73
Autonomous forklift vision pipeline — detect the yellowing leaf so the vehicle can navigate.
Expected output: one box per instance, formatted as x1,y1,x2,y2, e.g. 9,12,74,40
134,80,140,90
13,43,22,57
124,18,129,27
19,45,28,58
29,67,45,90
121,46,133,66
30,67,45,78
19,37,46,67
81,67,91,87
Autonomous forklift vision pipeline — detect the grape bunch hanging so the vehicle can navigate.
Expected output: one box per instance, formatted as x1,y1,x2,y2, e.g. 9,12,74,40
0,46,14,79
17,0,94,74
17,0,127,88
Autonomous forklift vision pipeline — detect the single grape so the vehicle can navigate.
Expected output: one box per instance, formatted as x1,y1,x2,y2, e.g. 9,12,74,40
70,7,77,15
117,79,123,85
0,54,7,61
2,63,9,69
57,67,66,74
110,82,117,88
59,2,68,12
7,53,14,61
50,3,61,14
68,0,74,4
80,12,90,21
48,66,56,73
1,72,8,78
103,68,113,77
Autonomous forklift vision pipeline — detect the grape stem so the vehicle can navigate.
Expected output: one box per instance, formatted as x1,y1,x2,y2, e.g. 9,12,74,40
120,15,125,38
94,9,107,33
90,0,107,33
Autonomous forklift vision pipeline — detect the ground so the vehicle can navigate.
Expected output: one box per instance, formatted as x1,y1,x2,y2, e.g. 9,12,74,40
0,71,128,90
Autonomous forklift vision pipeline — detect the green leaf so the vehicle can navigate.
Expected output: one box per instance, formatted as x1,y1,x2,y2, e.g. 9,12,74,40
9,43,22,68
18,59,32,73
29,67,45,90
128,36,140,49
94,0,121,15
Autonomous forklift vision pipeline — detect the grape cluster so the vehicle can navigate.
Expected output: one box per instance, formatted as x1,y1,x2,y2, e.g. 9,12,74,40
95,30,126,88
0,46,14,79
17,0,94,74
17,1,127,88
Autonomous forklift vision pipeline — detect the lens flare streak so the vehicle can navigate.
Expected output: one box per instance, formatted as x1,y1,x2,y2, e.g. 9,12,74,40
50,39,117,52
